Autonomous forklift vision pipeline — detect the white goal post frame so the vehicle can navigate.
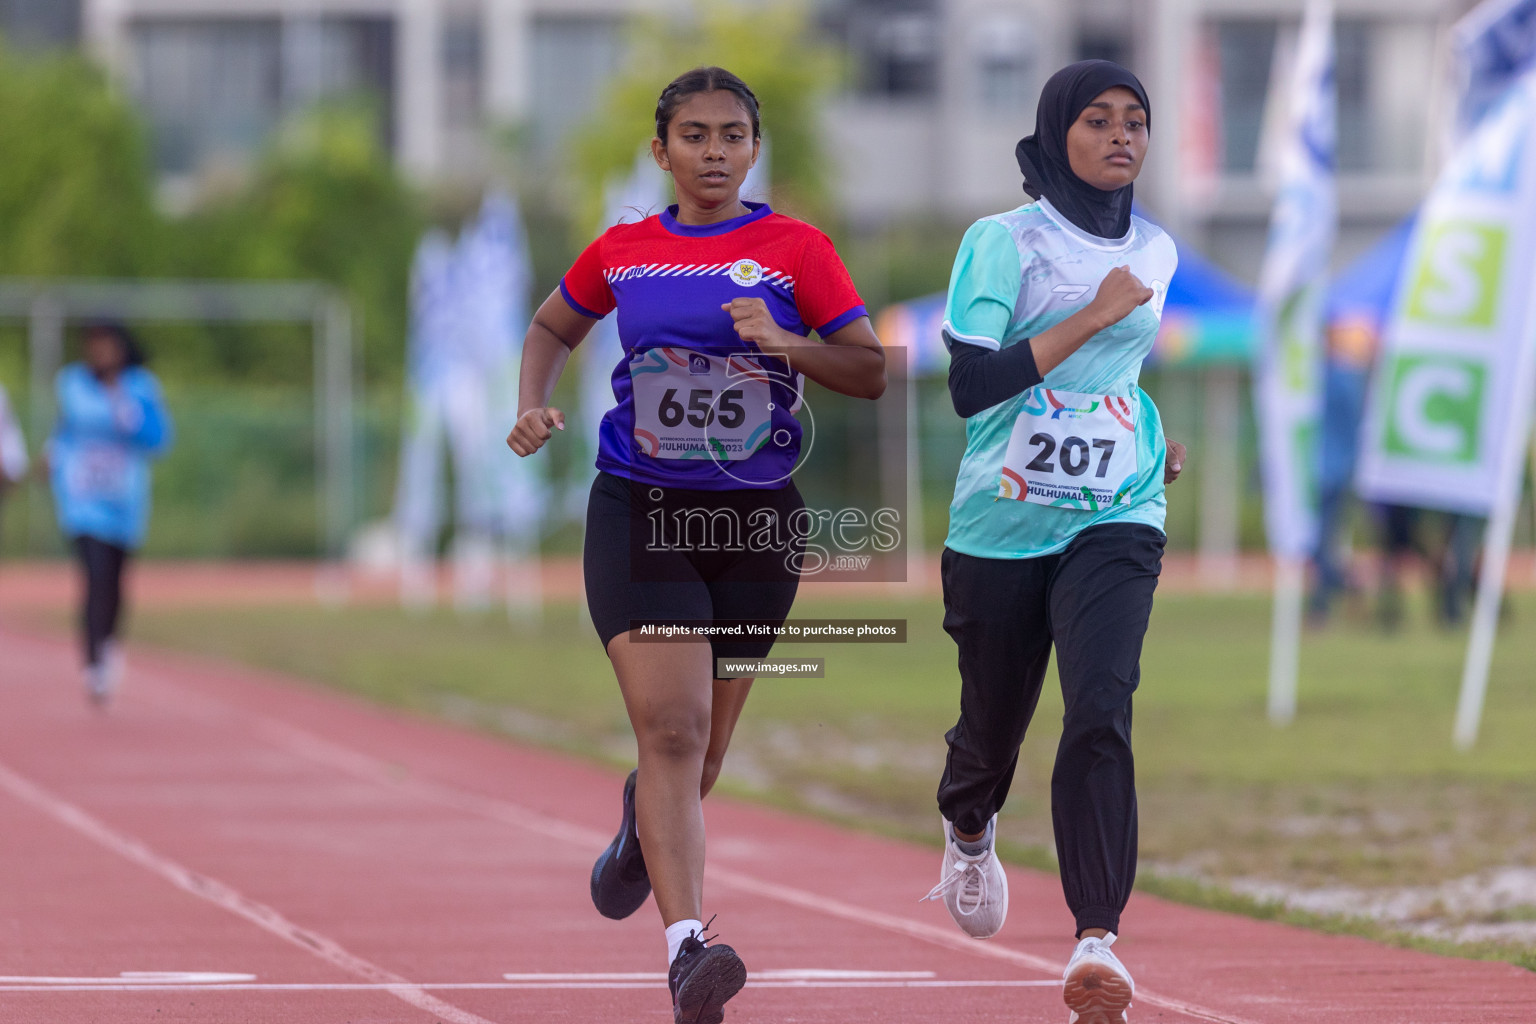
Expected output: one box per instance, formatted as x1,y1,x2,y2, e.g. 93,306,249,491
0,278,357,595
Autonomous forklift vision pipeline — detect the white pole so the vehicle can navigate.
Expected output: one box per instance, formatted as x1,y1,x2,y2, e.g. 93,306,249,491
1452,190,1536,749
1267,555,1304,725
1454,478,1519,750
905,359,926,590
1198,367,1241,588
1452,398,1536,751
313,296,354,606
395,0,443,179
482,0,531,126
27,293,64,554
1528,427,1536,586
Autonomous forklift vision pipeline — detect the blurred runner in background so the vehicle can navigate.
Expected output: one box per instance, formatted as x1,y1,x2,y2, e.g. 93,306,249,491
0,378,28,534
48,322,173,706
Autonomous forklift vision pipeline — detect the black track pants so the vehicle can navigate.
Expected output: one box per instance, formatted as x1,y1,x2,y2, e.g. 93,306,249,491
936,523,1164,937
74,535,129,667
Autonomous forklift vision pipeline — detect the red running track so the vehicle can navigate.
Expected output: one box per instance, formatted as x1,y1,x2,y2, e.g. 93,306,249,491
0,623,1531,1023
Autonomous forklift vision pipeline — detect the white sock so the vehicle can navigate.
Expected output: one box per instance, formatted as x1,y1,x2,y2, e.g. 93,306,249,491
665,919,704,966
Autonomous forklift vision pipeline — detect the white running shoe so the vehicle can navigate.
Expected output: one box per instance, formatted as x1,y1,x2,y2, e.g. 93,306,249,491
84,664,110,707
921,815,1008,938
1063,933,1134,1023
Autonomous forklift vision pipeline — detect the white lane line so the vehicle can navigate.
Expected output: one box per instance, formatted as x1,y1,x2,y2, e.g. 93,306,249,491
0,758,500,1024
502,969,939,981
0,979,1065,993
0,973,256,985
244,717,1260,1024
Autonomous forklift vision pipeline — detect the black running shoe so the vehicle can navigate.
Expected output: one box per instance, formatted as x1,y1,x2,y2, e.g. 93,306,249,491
590,769,651,919
668,931,746,1024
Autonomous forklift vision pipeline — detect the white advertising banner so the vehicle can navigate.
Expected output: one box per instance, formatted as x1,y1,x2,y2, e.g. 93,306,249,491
1356,69,1536,515
1253,0,1337,560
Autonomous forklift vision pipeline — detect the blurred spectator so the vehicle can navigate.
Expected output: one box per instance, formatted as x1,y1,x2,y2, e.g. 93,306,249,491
1308,214,1485,630
48,322,173,706
1437,512,1483,626
1374,503,1426,631
1308,316,1374,623
0,378,28,514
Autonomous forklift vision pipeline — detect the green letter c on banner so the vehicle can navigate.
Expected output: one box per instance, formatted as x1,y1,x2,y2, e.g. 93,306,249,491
1383,354,1486,464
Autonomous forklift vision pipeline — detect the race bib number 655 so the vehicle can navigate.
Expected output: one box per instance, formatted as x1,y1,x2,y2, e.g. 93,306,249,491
998,388,1138,509
630,348,774,461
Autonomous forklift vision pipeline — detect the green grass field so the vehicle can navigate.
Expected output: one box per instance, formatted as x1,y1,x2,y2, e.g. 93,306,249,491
132,588,1536,969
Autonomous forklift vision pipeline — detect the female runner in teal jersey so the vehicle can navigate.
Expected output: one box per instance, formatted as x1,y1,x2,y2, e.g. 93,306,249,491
921,60,1184,1024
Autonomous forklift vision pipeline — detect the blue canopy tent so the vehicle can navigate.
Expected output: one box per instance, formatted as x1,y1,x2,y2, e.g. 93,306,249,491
1315,214,1418,520
1152,244,1255,366
874,229,1258,373
1327,214,1417,331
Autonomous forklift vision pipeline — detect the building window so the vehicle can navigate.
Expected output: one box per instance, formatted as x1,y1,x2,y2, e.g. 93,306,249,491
1076,32,1132,70
0,0,80,49
841,0,939,99
129,16,394,179
1336,18,1371,173
1215,19,1276,175
132,19,283,177
442,14,483,130
975,16,1035,112
1214,16,1430,178
528,15,622,154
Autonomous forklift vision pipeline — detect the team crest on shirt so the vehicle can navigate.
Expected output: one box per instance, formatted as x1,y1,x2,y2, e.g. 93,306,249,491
1149,280,1168,319
728,259,764,286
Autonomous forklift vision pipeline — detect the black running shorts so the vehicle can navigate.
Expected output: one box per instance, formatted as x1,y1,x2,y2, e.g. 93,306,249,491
583,471,805,661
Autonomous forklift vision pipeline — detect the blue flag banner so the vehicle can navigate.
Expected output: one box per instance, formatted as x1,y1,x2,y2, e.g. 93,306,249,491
1454,0,1536,138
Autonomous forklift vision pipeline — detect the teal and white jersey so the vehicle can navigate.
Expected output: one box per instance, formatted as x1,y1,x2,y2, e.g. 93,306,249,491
943,198,1177,560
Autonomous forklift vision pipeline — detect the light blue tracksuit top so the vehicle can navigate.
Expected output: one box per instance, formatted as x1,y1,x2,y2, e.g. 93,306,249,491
49,363,173,549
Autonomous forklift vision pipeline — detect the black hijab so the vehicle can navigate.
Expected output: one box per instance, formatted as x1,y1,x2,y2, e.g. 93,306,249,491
1015,60,1150,240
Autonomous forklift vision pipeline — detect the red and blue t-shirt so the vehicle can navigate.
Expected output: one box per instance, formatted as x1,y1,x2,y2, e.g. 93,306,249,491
561,202,866,490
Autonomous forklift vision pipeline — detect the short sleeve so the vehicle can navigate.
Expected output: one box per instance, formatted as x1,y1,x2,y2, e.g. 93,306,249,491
942,219,1021,352
793,231,867,337
559,234,615,320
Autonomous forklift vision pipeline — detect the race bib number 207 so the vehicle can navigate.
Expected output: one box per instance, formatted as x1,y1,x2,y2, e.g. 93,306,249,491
630,348,775,461
998,388,1139,509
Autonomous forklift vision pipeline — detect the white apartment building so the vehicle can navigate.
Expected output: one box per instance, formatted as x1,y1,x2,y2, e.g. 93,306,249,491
3,0,1481,275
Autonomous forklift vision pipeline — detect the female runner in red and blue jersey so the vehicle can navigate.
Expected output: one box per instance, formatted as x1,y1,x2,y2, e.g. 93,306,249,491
508,66,885,1024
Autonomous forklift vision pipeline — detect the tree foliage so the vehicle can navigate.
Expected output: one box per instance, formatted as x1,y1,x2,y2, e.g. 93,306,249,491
175,106,424,383
0,40,161,276
0,40,422,385
570,1,840,238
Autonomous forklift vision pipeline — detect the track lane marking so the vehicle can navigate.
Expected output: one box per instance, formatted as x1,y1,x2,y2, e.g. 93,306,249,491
0,973,256,985
4,631,1258,1024
241,716,1260,1024
0,979,1064,993
503,969,939,980
0,758,500,1024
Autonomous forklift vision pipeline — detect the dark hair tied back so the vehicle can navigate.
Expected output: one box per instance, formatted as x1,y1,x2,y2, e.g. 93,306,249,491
83,320,148,367
655,66,761,142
